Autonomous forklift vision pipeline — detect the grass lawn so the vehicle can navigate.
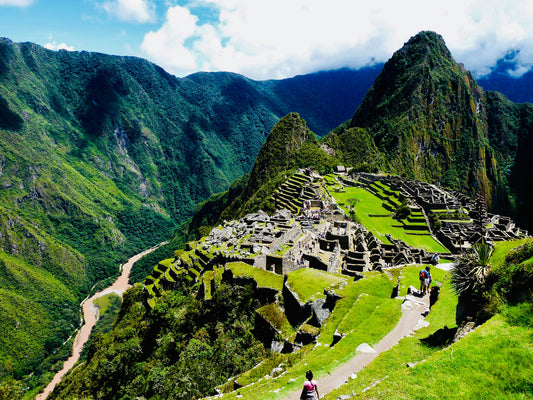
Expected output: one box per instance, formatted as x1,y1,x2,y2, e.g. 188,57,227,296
330,186,448,253
226,261,284,291
286,268,347,302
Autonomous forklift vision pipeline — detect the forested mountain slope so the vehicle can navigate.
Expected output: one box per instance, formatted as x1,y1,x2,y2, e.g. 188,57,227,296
327,32,533,229
194,32,533,236
0,38,378,387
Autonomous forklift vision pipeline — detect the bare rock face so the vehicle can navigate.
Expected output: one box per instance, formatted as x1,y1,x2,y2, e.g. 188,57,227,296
308,298,330,327
295,324,319,346
453,321,477,342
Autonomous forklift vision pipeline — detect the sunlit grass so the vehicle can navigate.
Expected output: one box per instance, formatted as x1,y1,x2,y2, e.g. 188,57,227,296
226,261,284,291
286,268,347,302
215,271,402,400
330,186,448,253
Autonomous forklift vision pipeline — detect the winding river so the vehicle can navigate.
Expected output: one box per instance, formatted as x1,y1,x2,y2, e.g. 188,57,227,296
35,242,168,400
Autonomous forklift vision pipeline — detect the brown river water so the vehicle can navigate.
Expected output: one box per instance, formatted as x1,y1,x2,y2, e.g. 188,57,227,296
35,242,167,400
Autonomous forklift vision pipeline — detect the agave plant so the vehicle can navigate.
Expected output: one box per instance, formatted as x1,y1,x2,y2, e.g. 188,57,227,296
451,241,493,297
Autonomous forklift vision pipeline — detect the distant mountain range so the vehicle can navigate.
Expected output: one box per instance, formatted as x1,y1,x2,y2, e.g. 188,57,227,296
43,31,533,400
1,31,533,390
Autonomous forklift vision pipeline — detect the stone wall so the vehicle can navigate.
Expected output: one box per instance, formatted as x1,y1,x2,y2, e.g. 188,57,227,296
328,243,342,273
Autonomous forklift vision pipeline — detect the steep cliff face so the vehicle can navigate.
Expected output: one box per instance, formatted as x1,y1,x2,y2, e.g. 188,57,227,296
344,31,506,207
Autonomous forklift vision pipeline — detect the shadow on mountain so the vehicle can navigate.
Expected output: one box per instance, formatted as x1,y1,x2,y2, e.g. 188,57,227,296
0,95,23,130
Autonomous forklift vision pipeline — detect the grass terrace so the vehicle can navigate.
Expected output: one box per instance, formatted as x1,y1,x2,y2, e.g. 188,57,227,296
256,303,296,340
285,268,347,302
323,267,458,399
213,269,404,400
489,238,532,268
226,261,284,291
330,186,448,253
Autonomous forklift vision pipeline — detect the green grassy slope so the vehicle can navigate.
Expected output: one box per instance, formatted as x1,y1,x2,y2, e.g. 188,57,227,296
330,185,448,252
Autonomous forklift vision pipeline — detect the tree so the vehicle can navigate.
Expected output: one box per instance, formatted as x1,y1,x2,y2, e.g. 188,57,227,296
451,241,494,323
0,379,23,400
394,198,411,220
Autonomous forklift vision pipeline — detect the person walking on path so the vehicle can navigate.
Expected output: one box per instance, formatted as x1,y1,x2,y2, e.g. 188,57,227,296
300,370,320,400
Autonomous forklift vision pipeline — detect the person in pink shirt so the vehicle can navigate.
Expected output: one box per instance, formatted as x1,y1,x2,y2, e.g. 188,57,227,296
300,370,320,399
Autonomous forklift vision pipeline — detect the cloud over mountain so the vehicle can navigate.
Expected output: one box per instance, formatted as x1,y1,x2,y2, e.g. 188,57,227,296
139,0,533,80
100,0,156,23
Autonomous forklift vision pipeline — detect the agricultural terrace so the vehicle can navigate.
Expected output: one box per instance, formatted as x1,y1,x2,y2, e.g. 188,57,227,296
328,183,448,253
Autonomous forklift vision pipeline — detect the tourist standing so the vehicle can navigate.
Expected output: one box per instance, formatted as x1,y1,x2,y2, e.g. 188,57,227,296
419,266,432,295
425,266,432,294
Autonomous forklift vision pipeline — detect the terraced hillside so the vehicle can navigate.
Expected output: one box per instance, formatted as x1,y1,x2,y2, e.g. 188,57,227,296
47,162,532,400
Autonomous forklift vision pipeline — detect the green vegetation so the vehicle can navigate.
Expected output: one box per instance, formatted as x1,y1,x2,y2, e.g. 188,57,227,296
221,113,339,219
330,185,447,252
325,310,532,399
79,294,122,360
0,38,375,387
286,268,346,302
451,238,533,322
227,262,284,291
215,270,403,400
321,241,532,400
49,282,266,400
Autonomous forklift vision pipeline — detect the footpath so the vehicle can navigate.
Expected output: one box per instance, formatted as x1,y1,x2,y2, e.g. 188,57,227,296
285,262,454,399
285,292,430,399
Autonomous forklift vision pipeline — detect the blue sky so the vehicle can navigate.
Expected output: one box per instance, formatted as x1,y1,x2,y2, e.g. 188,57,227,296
1,0,532,80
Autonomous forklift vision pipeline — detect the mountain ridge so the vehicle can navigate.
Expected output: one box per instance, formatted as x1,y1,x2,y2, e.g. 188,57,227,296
0,37,378,386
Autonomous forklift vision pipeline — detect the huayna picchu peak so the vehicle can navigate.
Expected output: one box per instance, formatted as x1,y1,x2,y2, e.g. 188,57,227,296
0,30,532,400
348,31,494,200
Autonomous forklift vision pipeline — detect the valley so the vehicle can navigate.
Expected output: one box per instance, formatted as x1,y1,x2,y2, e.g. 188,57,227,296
0,30,532,399
35,241,166,400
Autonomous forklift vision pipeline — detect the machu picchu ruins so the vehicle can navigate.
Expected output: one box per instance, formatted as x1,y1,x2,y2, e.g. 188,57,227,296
142,168,529,356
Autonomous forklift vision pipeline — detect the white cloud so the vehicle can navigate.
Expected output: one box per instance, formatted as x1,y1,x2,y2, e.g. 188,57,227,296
140,0,533,79
44,41,75,51
0,0,34,6
101,0,156,23
141,5,199,71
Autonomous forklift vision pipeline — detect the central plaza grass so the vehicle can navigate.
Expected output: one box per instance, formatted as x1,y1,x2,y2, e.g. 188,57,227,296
329,186,448,253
